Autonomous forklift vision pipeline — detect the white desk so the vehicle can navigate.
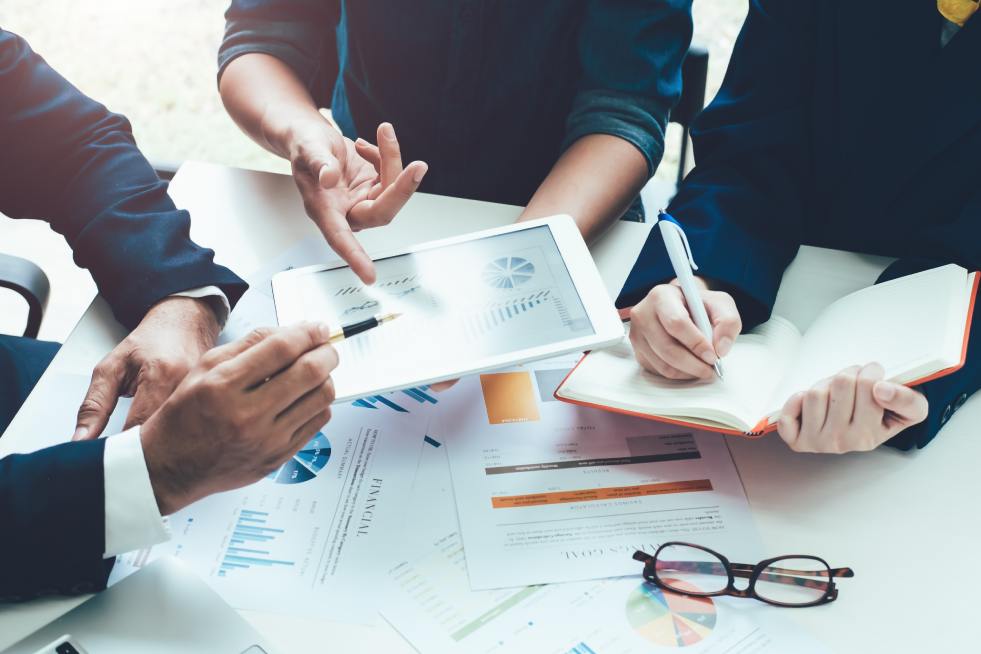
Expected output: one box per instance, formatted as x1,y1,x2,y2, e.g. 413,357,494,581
2,162,979,653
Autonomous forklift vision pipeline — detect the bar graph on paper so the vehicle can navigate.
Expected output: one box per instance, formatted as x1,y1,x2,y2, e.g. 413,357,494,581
353,385,439,412
218,510,295,577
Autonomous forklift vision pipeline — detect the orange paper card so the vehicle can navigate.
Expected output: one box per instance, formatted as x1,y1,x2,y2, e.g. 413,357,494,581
480,371,541,424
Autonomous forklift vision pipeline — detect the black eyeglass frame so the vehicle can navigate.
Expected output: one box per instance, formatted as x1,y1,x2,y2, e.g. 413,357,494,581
633,541,855,608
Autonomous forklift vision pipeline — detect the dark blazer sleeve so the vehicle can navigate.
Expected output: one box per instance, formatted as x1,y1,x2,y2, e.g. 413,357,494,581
0,440,113,601
0,30,247,331
877,265,981,449
617,0,816,328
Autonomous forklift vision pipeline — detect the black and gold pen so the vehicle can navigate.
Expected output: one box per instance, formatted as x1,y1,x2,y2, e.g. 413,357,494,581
328,312,401,343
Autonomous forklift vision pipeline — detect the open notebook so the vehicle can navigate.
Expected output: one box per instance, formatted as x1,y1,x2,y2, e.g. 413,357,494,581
556,264,979,435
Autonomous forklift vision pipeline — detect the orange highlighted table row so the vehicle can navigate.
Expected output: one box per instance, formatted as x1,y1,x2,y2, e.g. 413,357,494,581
490,479,714,509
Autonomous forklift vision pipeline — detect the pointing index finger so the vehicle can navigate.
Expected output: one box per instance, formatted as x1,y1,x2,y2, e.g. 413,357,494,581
319,206,377,284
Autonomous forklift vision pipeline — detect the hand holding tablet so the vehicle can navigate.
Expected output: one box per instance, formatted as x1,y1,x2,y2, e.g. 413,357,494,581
271,215,622,401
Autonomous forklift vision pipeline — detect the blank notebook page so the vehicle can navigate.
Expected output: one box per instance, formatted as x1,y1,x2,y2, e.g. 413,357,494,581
770,264,971,414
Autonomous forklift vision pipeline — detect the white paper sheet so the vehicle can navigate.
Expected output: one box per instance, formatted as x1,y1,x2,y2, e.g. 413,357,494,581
440,357,759,589
6,373,131,453
382,435,829,654
107,400,430,622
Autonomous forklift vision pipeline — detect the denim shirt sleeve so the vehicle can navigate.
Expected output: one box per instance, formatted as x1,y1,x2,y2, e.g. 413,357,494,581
562,0,693,176
218,0,341,107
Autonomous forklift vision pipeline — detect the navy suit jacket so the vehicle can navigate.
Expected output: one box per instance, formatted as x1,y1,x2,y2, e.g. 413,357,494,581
0,30,247,600
620,1,981,450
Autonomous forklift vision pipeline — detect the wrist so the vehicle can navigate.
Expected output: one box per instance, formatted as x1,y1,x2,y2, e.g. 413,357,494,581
140,418,186,516
156,296,221,342
261,101,333,160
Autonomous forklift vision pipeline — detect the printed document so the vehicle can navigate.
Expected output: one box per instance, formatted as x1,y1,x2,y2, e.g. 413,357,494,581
105,392,433,622
440,357,758,589
382,437,829,654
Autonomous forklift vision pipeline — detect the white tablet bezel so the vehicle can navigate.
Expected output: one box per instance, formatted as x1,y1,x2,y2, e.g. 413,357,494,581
271,214,624,402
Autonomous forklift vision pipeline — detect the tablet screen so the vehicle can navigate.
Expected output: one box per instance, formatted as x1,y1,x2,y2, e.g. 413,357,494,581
281,225,594,387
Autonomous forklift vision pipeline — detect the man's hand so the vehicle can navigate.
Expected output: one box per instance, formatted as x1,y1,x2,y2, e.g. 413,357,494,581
73,296,221,441
777,363,929,453
283,114,428,284
140,322,339,515
629,278,742,380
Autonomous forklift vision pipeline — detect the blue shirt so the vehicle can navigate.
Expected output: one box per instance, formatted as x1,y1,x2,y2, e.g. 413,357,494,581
219,0,692,211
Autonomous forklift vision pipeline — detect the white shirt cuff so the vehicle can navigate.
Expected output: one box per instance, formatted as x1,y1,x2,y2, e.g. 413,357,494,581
172,285,230,328
103,426,170,558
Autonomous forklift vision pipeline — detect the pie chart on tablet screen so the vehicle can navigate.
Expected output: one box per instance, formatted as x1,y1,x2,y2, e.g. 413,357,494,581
266,432,331,484
482,256,535,289
625,580,717,647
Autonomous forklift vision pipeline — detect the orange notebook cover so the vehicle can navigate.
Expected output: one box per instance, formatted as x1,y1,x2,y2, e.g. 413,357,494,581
556,269,980,437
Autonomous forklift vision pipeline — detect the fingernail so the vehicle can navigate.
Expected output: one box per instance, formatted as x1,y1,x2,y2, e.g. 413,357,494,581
413,163,428,183
318,323,333,340
355,138,368,146
717,337,733,357
874,382,895,402
699,350,717,365
73,427,88,441
381,123,396,141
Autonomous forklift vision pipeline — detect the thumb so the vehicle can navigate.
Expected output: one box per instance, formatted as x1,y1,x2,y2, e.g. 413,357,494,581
703,292,742,357
296,142,342,189
123,372,181,432
74,360,126,440
872,381,929,425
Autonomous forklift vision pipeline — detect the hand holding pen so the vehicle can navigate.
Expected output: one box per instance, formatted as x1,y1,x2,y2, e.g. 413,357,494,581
627,212,742,381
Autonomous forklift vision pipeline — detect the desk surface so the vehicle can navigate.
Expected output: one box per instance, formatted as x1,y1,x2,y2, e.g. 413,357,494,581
2,162,979,653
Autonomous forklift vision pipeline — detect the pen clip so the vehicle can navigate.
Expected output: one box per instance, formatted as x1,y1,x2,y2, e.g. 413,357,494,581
657,211,699,271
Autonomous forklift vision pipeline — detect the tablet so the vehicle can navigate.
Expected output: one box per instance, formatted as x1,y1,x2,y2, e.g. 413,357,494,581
271,215,623,402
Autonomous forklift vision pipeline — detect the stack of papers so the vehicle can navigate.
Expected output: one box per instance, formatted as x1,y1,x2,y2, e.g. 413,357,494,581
29,236,831,652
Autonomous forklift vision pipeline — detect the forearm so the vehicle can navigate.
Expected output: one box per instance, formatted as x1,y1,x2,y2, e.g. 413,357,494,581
519,134,648,242
219,52,326,159
0,440,113,600
0,30,247,329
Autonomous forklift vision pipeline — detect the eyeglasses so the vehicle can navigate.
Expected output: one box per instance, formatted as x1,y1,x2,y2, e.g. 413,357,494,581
633,542,854,607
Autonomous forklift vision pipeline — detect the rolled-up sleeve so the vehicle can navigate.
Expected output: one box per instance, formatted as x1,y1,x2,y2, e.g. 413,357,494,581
218,0,341,106
563,0,693,176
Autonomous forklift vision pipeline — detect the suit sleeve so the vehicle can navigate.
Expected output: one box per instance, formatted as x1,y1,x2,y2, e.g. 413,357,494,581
562,0,692,178
0,440,113,602
876,196,981,450
618,0,816,328
0,30,247,331
218,0,342,108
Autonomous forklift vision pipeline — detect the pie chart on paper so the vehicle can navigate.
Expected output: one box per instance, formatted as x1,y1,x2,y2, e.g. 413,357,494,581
266,431,331,484
625,580,717,647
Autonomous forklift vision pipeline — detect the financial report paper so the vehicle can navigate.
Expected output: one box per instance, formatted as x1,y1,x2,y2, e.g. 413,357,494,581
382,434,829,654
440,356,759,589
106,393,433,621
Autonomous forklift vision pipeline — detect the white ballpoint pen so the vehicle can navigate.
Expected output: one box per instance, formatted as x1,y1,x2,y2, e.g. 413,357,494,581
657,210,725,379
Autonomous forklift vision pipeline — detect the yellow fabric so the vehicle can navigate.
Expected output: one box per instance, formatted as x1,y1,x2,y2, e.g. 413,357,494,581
939,0,980,27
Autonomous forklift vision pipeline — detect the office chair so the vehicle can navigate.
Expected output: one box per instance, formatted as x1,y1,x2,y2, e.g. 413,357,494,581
0,253,50,339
